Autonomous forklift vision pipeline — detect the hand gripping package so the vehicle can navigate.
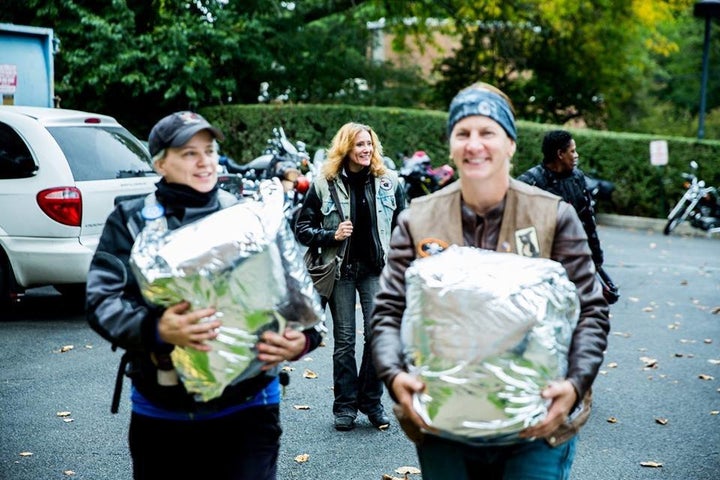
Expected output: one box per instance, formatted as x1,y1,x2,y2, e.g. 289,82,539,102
130,179,324,402
401,245,579,444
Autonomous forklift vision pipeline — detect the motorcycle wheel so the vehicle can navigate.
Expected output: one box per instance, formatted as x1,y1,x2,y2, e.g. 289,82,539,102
663,204,689,235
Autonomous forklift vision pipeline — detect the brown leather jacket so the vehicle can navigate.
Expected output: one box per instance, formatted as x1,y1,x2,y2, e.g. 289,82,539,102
370,179,610,446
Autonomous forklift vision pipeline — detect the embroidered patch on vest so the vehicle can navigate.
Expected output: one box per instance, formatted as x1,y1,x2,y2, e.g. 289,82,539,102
514,227,541,257
379,178,393,191
417,238,450,257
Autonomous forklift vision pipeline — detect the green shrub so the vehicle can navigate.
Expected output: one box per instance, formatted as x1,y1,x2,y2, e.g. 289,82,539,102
202,104,720,219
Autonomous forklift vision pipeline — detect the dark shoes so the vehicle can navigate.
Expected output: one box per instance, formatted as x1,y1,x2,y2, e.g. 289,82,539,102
334,415,356,431
367,410,390,430
334,409,390,431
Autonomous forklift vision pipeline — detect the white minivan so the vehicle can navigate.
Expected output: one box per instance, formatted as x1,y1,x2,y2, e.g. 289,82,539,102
0,106,158,309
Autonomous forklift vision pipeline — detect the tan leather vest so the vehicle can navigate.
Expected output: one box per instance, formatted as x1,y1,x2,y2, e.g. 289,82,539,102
407,178,559,259
404,177,590,447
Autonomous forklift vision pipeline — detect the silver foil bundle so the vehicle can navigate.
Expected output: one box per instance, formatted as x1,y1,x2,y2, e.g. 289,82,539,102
130,179,325,402
402,245,579,444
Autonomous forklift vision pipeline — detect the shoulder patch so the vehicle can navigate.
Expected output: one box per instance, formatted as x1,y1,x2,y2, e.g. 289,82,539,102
379,177,393,191
416,238,450,258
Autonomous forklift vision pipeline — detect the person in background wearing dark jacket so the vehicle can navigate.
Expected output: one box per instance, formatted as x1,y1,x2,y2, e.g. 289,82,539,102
295,122,406,432
86,111,322,480
371,83,609,479
516,130,604,270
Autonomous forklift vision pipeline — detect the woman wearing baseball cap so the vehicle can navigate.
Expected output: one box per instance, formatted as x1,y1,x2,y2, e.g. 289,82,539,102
87,111,322,480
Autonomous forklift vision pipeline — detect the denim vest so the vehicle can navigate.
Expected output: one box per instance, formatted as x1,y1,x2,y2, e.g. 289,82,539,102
313,170,400,266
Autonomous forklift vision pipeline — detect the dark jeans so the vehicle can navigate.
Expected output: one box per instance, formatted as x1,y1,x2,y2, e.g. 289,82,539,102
417,433,577,480
327,262,384,418
129,405,281,480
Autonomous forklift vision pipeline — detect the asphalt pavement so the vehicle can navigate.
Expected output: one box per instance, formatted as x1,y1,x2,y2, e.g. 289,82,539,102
0,220,718,480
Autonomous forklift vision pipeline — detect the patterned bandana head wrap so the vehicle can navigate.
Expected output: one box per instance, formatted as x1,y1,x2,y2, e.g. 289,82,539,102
447,86,517,140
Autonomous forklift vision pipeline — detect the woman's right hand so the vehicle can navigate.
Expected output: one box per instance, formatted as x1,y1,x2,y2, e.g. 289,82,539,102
334,220,353,241
390,371,432,432
157,301,221,351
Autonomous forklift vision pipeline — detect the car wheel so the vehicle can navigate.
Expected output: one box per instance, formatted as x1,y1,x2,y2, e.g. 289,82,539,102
54,283,87,311
0,254,13,309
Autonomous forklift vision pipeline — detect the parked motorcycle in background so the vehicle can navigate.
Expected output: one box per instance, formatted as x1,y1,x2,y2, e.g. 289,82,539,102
220,127,312,225
664,160,720,235
399,150,455,199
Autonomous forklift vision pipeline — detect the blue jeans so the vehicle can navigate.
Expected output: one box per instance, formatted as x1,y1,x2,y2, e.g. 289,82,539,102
327,262,384,417
417,434,577,480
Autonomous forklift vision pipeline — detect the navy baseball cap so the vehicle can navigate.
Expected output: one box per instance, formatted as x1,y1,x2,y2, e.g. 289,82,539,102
147,111,224,156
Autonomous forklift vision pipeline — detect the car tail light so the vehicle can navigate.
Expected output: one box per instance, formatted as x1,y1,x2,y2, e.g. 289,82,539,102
36,187,82,226
295,175,310,194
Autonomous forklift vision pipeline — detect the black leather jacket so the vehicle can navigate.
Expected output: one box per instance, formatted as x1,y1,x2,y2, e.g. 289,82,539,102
87,188,322,413
517,165,604,268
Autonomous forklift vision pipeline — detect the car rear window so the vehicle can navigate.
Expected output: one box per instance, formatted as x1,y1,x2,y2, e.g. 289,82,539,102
47,126,157,181
0,122,38,179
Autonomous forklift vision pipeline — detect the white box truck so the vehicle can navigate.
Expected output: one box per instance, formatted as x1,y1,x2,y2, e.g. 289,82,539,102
0,23,57,107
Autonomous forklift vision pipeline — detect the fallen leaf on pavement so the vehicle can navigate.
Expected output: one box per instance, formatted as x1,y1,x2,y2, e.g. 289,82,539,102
60,345,74,353
698,374,714,381
655,418,669,425
293,405,310,410
303,369,318,379
612,332,631,338
63,470,75,476
628,296,639,302
640,461,663,468
607,362,618,368
711,307,720,315
709,359,720,365
705,339,713,344
607,417,618,423
710,411,719,415
396,466,421,475
19,452,33,457
640,357,658,369
643,307,654,313
56,411,71,417
294,454,309,463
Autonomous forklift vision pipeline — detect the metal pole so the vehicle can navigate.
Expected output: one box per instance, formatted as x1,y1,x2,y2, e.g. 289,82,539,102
698,16,711,139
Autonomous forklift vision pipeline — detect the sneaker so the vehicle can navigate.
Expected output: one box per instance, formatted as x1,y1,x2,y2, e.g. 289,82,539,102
367,410,390,430
334,415,356,431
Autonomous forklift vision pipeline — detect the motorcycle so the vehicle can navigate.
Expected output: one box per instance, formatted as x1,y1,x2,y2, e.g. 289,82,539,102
663,160,720,235
398,151,455,199
220,127,312,225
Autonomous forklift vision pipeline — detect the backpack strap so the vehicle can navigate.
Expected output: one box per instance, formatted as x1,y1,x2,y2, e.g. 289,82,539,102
111,351,131,414
127,190,238,240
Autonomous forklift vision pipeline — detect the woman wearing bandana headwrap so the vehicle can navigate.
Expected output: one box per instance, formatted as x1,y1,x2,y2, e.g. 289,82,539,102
370,83,610,479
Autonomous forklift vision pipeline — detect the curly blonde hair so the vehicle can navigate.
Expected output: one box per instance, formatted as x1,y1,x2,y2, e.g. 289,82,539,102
322,122,387,180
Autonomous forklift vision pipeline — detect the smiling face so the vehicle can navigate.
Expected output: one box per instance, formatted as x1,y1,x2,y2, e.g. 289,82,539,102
347,129,373,173
449,115,516,183
555,139,579,173
153,129,219,192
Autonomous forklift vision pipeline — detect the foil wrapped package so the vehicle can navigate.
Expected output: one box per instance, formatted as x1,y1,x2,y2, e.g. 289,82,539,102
130,179,324,402
401,245,579,444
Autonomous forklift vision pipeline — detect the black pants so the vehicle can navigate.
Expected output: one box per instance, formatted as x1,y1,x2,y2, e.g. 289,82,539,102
129,405,281,480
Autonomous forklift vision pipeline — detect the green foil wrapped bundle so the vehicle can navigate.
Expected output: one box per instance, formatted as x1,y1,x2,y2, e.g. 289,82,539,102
401,245,579,444
130,179,324,402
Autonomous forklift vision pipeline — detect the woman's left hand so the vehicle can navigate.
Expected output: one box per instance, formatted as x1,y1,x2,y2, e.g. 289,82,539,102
519,380,578,440
257,328,307,370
